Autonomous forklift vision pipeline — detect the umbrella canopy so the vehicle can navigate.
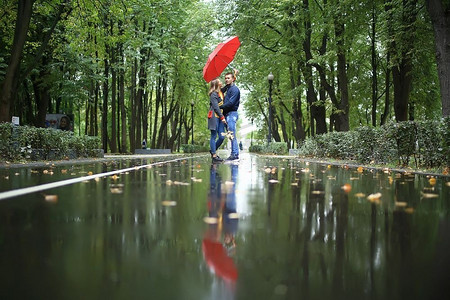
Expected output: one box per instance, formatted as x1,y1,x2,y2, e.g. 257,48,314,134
203,36,241,83
202,238,238,282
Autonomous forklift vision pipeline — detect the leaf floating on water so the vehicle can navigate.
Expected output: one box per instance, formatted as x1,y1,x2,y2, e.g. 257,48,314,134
166,180,173,185
173,181,190,186
61,169,67,174
111,175,119,181
94,177,100,182
191,177,203,183
203,217,218,224
311,190,324,195
341,184,352,193
355,192,366,198
350,177,360,181
404,207,415,214
428,177,437,186
44,194,58,203
291,182,298,186
367,192,382,201
159,173,167,176
268,179,279,184
395,201,408,207
301,168,310,173
327,176,336,180
228,213,240,219
161,200,177,206
446,182,450,187
110,187,123,194
357,166,364,173
264,168,272,173
389,177,394,185
88,171,93,176
271,167,277,174
420,192,438,199
327,164,332,169
423,187,435,192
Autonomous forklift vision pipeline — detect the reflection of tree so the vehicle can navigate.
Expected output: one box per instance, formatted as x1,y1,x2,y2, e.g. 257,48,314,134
331,185,348,298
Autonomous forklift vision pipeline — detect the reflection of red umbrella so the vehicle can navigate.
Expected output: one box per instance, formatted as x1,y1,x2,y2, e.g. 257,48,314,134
203,36,241,83
202,238,238,282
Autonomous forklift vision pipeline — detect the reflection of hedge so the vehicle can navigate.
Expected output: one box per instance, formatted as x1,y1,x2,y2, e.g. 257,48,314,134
296,118,450,168
249,142,288,155
0,123,101,161
181,144,209,153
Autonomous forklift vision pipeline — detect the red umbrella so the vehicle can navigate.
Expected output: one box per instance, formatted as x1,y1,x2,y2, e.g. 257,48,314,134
202,238,238,282
203,36,241,83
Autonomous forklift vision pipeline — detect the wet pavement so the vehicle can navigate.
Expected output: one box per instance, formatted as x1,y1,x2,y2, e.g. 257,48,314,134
0,152,449,299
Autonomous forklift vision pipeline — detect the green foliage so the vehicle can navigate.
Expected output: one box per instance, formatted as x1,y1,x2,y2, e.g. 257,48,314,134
181,144,209,153
0,124,102,161
249,142,288,155
297,120,449,169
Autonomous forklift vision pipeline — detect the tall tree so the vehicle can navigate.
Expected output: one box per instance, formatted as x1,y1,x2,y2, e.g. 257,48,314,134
0,0,34,122
426,0,450,117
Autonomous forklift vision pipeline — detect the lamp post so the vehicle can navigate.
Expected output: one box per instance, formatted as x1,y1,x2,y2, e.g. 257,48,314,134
191,101,194,145
267,72,274,144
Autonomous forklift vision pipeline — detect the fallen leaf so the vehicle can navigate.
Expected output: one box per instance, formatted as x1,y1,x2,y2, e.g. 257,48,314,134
227,213,239,219
367,193,382,201
395,201,407,207
203,217,218,224
404,207,415,214
264,168,272,173
269,179,279,184
311,190,325,194
341,183,352,193
45,194,58,203
428,177,437,186
110,187,123,194
88,171,93,176
162,200,177,206
421,192,438,199
357,166,364,173
355,192,366,198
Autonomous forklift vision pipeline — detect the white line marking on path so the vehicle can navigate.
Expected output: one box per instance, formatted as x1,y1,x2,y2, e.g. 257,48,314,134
0,156,203,201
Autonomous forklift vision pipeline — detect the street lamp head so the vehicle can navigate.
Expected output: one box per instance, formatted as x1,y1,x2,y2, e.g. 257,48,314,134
191,101,194,107
267,72,274,83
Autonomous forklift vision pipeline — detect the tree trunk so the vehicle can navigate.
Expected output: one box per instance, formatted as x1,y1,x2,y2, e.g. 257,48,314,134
392,0,418,122
426,0,450,117
371,3,378,126
110,23,117,153
0,0,34,122
102,57,109,153
334,0,350,131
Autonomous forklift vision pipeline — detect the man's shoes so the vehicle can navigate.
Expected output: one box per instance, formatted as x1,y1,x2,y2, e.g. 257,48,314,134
212,156,223,163
226,155,239,161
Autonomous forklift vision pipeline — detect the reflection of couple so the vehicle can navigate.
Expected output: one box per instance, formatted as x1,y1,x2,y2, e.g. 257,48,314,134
202,163,239,283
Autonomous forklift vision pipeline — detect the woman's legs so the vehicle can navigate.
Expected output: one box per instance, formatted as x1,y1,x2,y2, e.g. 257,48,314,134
215,121,226,150
210,130,217,154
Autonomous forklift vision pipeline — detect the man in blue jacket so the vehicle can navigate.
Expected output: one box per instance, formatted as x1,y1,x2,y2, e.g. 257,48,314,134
221,71,240,160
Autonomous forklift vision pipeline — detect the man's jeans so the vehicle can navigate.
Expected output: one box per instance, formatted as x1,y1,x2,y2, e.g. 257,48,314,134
226,111,239,157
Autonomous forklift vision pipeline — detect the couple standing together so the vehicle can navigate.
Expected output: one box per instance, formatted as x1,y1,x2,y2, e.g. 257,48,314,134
208,71,240,163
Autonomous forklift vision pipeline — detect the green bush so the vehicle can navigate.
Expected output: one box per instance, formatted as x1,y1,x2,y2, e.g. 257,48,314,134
0,123,102,161
181,144,209,153
296,119,449,169
249,142,288,155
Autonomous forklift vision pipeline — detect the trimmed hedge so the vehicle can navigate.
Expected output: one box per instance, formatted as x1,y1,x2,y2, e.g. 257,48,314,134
0,123,101,161
181,144,209,153
249,142,288,155
296,118,450,169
